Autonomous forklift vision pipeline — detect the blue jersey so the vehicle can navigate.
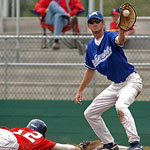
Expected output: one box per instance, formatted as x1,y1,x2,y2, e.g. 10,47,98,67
85,31,135,83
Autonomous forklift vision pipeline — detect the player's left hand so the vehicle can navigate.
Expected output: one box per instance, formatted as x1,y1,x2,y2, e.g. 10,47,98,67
118,3,136,31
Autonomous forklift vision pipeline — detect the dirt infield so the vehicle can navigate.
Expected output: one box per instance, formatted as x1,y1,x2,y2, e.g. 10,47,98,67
144,147,150,150
78,140,150,150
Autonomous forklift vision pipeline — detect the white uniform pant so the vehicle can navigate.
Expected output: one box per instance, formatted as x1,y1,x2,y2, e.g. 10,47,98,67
0,129,19,150
84,72,142,144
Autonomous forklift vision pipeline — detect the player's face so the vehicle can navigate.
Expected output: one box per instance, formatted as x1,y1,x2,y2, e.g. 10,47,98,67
88,18,104,34
112,14,119,23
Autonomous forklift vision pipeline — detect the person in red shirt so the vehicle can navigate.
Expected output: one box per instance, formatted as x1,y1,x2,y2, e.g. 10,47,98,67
109,8,135,35
34,0,85,49
0,119,81,150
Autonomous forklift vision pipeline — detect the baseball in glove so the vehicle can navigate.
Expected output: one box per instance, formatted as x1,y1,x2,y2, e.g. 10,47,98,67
118,3,136,31
79,140,101,150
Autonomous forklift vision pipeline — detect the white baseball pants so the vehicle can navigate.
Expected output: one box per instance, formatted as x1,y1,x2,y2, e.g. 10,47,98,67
84,72,142,144
0,129,19,150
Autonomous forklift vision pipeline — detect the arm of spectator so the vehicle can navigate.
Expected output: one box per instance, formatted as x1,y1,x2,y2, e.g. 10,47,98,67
68,0,85,16
34,1,48,17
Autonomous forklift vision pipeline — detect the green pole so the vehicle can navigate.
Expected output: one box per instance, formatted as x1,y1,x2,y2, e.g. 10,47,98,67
84,0,88,16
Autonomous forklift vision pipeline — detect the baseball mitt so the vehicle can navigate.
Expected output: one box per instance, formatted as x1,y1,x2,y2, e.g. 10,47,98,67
118,3,136,31
79,140,102,150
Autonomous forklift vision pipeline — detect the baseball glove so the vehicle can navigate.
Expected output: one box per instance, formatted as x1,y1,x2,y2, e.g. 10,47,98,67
79,140,102,150
118,3,136,31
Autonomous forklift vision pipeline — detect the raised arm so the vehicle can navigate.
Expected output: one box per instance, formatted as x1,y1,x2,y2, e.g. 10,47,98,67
115,28,126,46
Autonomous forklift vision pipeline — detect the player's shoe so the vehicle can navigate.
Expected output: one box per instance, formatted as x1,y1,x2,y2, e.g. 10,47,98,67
96,143,119,150
128,141,144,150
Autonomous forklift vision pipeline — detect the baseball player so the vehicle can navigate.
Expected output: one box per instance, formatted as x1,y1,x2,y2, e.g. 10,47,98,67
75,11,143,150
0,119,81,150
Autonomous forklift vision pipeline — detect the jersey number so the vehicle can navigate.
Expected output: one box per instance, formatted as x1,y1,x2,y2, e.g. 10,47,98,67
13,129,42,143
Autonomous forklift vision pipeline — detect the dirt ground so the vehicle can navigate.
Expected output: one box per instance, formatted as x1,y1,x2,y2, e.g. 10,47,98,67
80,140,150,150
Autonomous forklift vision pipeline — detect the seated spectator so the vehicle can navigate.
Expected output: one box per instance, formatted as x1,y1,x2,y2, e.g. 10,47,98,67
0,119,81,150
34,0,85,49
109,8,135,35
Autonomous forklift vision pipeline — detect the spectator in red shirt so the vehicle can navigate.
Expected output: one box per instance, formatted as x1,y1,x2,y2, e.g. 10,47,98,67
109,8,135,35
0,119,81,150
34,0,85,49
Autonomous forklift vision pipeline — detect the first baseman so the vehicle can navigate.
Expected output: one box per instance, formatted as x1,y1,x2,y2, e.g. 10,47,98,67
75,11,143,150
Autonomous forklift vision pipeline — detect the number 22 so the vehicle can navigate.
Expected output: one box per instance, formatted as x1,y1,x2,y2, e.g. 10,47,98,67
13,129,42,143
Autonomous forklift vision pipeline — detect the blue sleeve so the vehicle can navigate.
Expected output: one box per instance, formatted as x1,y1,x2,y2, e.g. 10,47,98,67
110,32,118,46
85,46,95,70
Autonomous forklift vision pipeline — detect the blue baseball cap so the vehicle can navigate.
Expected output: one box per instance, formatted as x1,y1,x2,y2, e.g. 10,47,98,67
87,11,103,22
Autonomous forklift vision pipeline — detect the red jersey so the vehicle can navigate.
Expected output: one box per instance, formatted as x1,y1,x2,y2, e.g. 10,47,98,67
34,0,85,17
34,0,85,33
110,21,134,33
1,127,56,150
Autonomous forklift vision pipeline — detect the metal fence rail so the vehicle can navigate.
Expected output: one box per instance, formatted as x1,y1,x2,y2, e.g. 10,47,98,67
0,35,150,101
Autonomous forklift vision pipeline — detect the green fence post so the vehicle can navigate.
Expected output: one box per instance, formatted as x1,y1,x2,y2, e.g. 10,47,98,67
84,0,88,16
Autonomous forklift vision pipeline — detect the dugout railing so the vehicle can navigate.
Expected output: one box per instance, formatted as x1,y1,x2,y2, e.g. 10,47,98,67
0,35,150,101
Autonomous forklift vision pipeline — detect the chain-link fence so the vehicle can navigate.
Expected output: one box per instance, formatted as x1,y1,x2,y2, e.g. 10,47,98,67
0,35,150,101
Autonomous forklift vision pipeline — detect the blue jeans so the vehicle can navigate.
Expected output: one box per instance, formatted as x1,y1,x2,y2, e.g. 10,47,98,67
44,1,69,35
